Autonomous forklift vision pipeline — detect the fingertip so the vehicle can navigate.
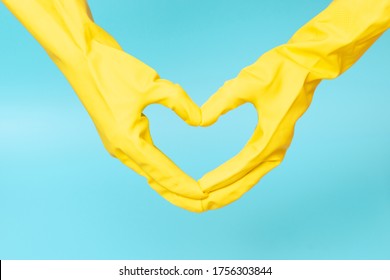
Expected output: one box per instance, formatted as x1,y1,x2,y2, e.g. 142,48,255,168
200,79,239,127
182,97,202,126
153,79,202,126
174,86,202,126
200,102,220,126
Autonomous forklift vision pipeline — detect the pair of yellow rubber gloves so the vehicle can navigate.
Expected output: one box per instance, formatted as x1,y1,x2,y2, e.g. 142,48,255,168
3,0,389,212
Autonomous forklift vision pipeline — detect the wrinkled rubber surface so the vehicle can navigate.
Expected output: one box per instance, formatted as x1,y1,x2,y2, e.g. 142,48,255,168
199,0,390,211
3,0,389,212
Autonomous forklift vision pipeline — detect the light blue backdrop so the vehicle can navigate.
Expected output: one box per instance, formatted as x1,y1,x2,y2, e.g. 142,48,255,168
0,0,389,259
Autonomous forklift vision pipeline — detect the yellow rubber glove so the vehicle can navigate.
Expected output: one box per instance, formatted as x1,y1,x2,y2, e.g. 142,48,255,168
199,0,390,210
3,0,390,212
1,0,208,211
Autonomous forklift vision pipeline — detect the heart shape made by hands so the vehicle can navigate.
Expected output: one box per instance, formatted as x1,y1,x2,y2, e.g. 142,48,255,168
3,0,301,212
137,53,311,212
4,0,389,212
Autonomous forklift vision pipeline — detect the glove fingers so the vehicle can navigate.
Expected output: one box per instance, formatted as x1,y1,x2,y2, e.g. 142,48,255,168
199,69,303,194
148,179,205,213
119,149,206,212
149,79,201,126
118,114,207,200
198,124,265,192
201,79,247,126
145,154,280,213
198,74,263,191
200,159,281,211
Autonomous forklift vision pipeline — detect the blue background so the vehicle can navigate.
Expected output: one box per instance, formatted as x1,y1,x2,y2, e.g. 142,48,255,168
0,0,389,259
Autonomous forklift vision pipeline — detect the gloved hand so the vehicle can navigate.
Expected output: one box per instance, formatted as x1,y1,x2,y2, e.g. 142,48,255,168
138,0,390,213
198,0,390,210
1,0,208,211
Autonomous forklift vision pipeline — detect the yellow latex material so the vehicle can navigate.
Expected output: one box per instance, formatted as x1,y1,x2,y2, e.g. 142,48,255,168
2,0,208,212
3,0,390,212
199,0,390,210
